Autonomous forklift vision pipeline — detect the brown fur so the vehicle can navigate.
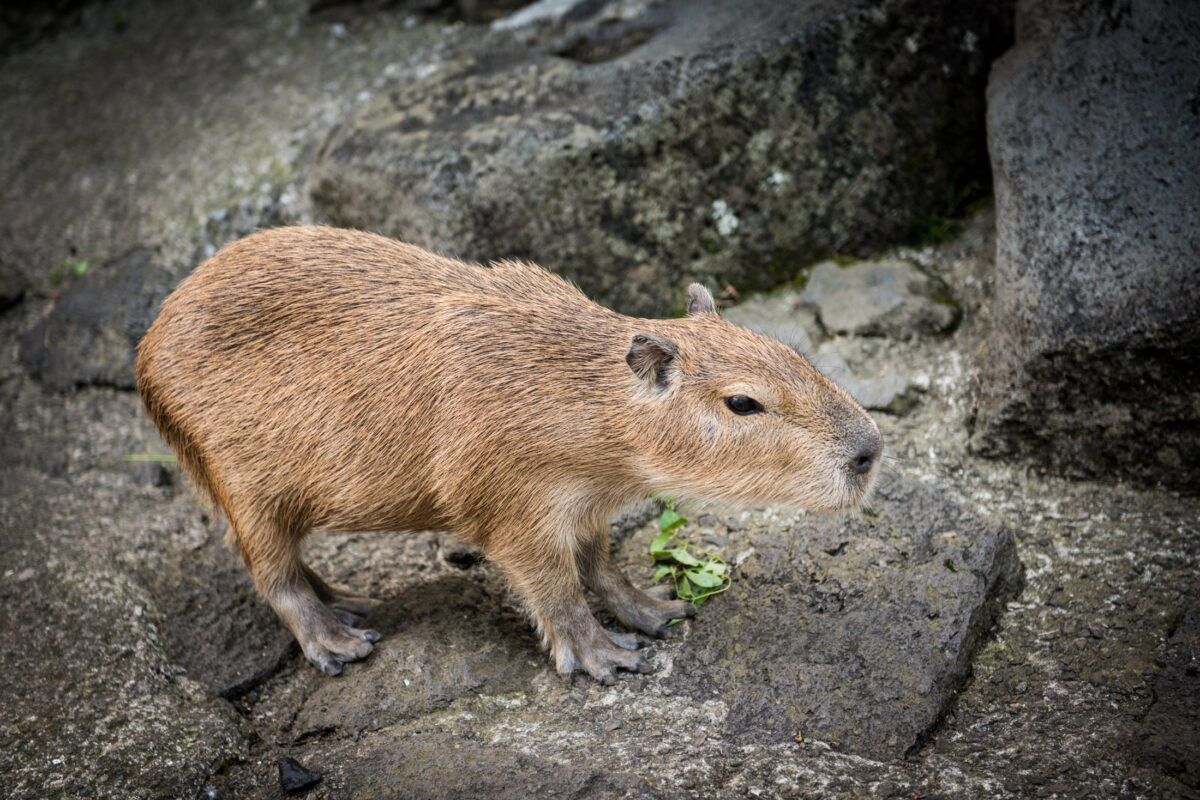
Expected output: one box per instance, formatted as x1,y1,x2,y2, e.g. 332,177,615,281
136,226,882,682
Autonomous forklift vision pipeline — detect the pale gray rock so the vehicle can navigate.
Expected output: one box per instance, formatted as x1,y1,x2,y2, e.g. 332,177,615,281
817,352,922,415
801,259,958,338
722,289,821,355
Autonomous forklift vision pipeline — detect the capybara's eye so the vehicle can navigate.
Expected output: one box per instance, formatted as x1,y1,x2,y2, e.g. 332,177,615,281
724,395,764,415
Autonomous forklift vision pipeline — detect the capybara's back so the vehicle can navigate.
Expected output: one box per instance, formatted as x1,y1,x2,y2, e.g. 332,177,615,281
137,225,882,681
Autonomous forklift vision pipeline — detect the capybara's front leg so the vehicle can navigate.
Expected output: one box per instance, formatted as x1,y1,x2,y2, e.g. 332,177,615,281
577,529,695,637
487,530,651,684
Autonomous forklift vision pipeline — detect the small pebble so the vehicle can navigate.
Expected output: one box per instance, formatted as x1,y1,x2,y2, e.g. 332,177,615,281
278,757,321,794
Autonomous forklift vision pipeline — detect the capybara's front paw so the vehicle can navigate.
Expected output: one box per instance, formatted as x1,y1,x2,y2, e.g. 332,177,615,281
554,625,652,685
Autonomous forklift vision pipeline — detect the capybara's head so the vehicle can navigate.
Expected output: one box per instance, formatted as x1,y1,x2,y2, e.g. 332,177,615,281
626,285,882,512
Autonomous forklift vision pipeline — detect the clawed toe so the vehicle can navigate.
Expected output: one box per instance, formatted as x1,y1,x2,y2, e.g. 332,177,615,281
604,629,644,650
331,595,383,619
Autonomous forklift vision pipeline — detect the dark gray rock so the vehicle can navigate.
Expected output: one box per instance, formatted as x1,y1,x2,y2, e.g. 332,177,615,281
18,249,170,391
309,0,1012,315
661,475,1023,759
971,0,1200,491
0,254,27,311
1138,603,1200,789
801,259,958,338
277,757,321,795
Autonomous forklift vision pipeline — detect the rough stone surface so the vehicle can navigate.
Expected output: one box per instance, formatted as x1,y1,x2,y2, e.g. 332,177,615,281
18,249,168,391
153,535,299,699
289,576,541,738
817,351,922,414
801,259,959,338
972,0,1200,491
0,468,246,800
309,0,1012,315
1137,602,1200,790
659,475,1022,758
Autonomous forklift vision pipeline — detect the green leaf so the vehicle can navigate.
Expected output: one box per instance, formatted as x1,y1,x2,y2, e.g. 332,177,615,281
660,507,686,534
676,575,693,600
702,561,726,576
685,569,723,588
650,531,674,554
651,565,672,584
668,548,701,566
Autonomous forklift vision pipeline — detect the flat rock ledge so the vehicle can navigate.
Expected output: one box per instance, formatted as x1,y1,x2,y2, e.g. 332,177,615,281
0,461,1019,798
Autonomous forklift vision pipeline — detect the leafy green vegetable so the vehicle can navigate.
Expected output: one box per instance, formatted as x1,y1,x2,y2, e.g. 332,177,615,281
650,500,732,610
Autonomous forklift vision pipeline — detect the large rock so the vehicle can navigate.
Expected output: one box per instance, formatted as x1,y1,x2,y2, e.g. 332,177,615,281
654,475,1023,759
0,254,27,311
971,0,1200,491
309,0,1012,315
288,576,540,739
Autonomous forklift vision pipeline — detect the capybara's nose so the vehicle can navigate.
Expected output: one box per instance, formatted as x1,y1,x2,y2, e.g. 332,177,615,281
850,429,883,475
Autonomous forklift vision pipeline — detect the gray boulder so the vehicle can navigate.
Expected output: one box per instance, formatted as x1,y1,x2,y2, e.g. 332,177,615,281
658,475,1023,759
309,0,1012,315
971,0,1200,491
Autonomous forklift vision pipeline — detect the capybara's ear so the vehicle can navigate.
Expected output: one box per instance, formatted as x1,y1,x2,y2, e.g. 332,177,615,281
686,283,716,316
626,333,679,390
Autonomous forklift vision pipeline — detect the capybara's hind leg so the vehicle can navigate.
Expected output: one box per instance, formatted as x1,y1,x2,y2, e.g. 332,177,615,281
232,512,380,675
300,562,383,626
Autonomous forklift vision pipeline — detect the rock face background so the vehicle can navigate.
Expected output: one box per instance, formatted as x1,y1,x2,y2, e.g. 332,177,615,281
971,0,1200,491
311,0,1010,315
1,1,1198,799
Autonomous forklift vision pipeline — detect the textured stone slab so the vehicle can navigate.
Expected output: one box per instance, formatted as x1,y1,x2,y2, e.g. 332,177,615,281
1138,602,1200,789
18,249,169,391
661,475,1022,759
972,0,1200,491
0,468,245,800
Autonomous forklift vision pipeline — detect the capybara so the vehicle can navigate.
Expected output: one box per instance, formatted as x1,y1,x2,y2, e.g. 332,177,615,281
136,226,882,683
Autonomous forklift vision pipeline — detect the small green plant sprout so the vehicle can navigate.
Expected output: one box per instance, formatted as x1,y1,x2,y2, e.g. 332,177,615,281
649,500,731,614
49,257,91,285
